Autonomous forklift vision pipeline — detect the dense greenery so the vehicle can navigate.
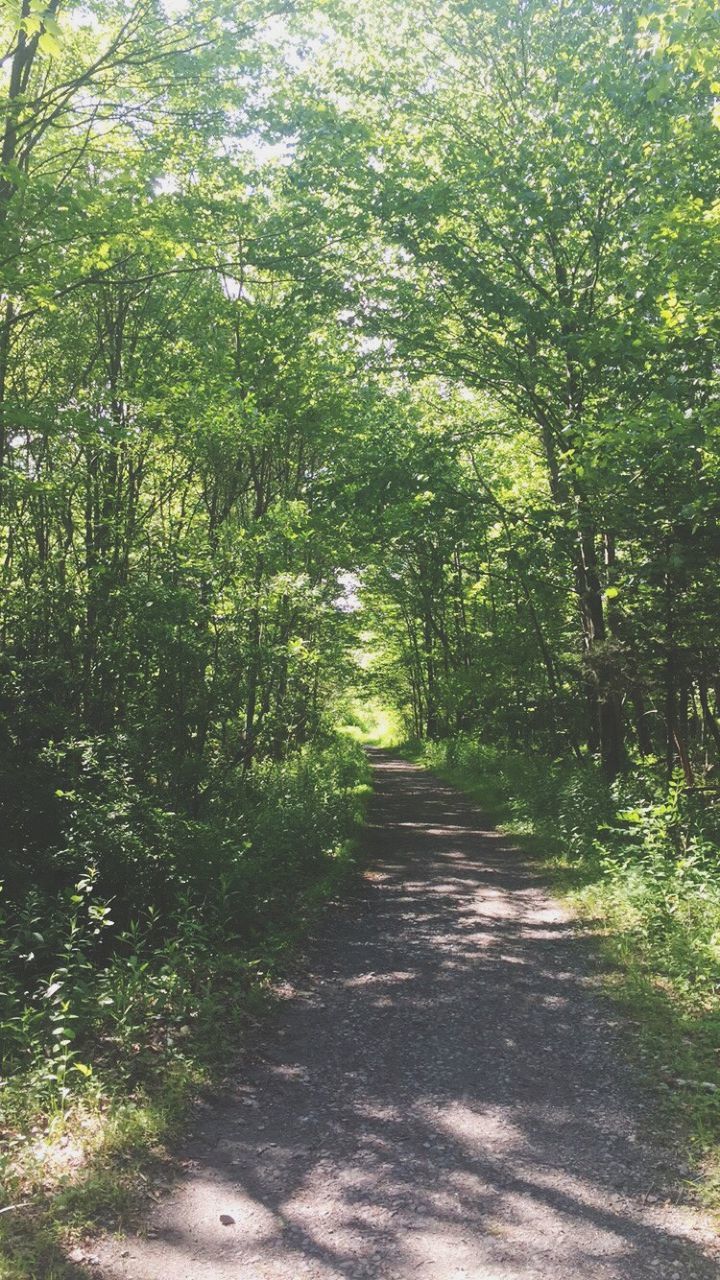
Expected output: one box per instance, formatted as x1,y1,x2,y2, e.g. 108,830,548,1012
2,0,720,1263
0,734,368,1276
314,0,720,778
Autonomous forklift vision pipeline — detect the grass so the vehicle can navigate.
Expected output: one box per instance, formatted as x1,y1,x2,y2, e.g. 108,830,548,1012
410,734,720,1211
0,741,371,1279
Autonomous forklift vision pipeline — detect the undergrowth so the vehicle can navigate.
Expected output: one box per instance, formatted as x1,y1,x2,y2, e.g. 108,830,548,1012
0,737,370,1279
415,734,720,1206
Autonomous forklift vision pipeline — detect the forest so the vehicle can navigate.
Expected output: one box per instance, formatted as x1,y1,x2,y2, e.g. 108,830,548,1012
1,0,720,1271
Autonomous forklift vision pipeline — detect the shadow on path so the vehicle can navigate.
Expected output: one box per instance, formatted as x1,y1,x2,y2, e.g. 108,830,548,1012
94,751,720,1279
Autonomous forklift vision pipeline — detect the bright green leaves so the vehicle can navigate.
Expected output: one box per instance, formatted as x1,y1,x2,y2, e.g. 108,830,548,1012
639,1,720,123
17,3,62,55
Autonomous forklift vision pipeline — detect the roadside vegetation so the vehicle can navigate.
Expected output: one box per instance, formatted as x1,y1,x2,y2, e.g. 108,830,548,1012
414,736,720,1202
0,739,369,1278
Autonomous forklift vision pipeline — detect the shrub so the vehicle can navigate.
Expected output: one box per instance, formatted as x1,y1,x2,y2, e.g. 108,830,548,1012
0,737,369,1101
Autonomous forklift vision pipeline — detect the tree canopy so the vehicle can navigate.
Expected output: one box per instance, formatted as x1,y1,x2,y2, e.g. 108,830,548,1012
1,0,719,854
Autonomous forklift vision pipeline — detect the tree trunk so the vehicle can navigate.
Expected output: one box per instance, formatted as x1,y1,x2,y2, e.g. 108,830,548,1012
699,680,720,760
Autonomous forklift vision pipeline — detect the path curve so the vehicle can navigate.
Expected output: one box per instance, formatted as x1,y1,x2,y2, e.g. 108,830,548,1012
95,752,720,1279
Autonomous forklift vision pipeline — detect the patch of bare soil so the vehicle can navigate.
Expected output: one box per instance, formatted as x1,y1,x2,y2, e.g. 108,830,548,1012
92,753,720,1279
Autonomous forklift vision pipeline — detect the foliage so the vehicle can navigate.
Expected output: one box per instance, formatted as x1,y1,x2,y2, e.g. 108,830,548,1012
0,738,368,1087
295,0,720,781
337,693,405,747
3,0,720,1258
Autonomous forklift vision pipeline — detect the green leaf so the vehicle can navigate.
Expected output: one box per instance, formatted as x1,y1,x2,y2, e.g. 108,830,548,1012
38,30,61,56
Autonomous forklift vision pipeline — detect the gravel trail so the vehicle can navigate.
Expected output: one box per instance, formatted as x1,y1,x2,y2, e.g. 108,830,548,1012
94,751,720,1279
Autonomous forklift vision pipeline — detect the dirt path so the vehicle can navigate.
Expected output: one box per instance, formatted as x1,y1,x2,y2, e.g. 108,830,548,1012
94,752,719,1279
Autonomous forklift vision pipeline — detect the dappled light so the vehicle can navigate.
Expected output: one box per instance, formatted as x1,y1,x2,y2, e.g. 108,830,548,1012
96,755,718,1279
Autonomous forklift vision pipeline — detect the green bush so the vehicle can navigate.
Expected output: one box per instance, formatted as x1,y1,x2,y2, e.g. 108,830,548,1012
0,737,369,1101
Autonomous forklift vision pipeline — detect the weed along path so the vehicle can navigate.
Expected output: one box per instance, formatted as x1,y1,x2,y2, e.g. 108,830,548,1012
94,752,720,1280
